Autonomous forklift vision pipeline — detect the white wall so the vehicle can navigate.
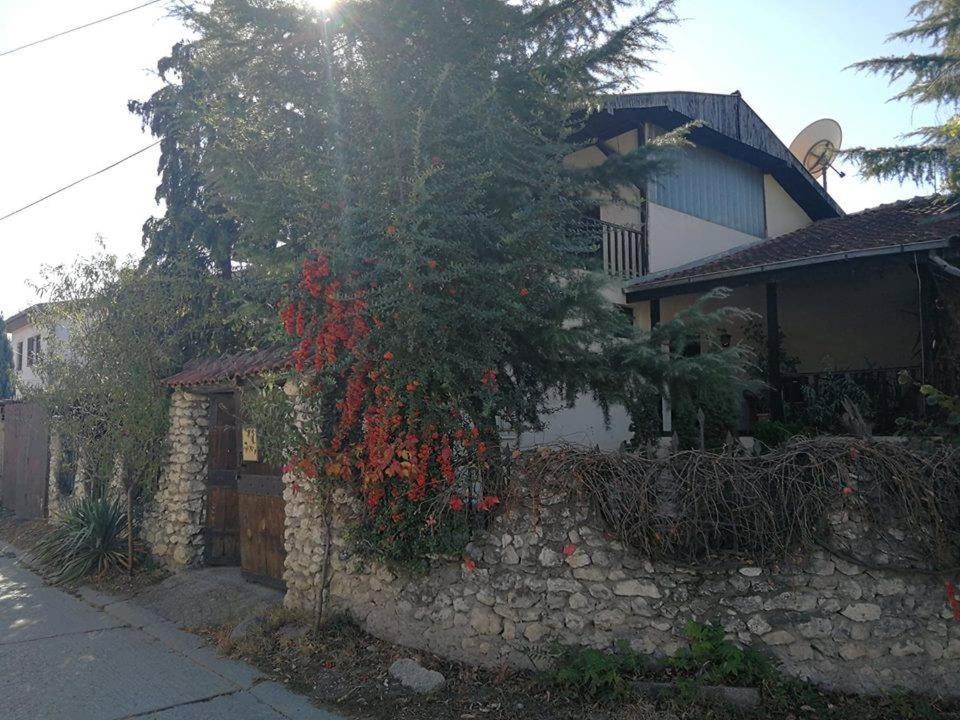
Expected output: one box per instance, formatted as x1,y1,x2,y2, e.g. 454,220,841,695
764,175,812,238
516,391,633,451
9,319,70,394
647,202,759,273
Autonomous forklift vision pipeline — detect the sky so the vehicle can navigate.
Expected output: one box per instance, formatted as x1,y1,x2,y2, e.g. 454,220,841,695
0,0,942,320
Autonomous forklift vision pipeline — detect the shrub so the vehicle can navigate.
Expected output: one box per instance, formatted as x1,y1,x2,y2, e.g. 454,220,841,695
32,495,141,583
550,641,646,700
667,622,770,686
751,420,806,449
796,372,871,434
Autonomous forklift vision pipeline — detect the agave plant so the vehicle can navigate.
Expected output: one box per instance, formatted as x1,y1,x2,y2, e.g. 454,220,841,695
32,494,141,583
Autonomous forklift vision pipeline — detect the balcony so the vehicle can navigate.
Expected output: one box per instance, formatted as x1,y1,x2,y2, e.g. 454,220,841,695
574,218,647,280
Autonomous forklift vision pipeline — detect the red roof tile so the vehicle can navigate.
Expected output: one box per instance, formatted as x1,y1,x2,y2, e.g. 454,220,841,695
627,195,960,295
164,347,293,387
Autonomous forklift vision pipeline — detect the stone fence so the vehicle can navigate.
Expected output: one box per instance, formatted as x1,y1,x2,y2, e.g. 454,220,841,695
282,469,960,697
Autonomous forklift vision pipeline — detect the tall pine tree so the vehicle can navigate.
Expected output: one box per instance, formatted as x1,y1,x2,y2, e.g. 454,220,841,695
0,316,13,399
847,0,960,191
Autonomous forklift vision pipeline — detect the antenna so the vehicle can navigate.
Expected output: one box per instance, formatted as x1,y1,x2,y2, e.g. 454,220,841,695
789,119,844,191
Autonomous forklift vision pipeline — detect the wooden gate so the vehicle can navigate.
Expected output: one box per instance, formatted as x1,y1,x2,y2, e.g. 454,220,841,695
1,401,49,519
238,428,286,588
205,393,240,565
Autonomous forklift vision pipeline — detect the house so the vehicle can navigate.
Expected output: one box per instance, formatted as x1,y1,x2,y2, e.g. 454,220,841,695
534,90,849,445
1,304,72,519
5,303,71,396
147,89,960,576
556,92,960,439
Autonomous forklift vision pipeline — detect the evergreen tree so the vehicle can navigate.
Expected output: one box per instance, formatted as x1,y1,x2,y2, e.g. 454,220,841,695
140,0,749,564
0,316,13,399
847,0,960,191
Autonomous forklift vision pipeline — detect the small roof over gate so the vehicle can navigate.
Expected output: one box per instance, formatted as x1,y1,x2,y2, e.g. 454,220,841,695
164,347,293,388
625,195,960,301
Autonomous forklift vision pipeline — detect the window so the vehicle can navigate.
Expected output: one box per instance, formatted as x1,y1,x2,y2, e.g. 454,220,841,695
25,334,41,367
15,342,22,371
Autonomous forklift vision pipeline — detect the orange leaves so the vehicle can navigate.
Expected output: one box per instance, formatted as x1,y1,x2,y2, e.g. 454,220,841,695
386,224,397,236
427,259,438,270
449,496,465,511
562,543,577,557
476,495,500,512
383,351,394,361
519,287,529,297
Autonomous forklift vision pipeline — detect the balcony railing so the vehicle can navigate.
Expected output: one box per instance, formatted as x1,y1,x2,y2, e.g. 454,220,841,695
572,217,647,280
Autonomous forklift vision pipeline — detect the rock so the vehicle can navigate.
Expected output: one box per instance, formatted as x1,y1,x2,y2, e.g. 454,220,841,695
594,608,626,630
389,659,445,693
875,578,907,596
564,551,591,569
634,681,758,710
524,623,549,643
890,641,923,657
738,567,762,577
809,558,835,576
613,580,661,598
797,618,832,639
501,546,520,565
839,643,866,660
746,616,771,636
538,547,562,567
568,593,591,610
470,607,503,635
764,630,795,646
841,603,882,622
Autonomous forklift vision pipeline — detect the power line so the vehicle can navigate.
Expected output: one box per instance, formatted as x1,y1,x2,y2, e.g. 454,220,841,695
0,141,161,224
0,0,165,58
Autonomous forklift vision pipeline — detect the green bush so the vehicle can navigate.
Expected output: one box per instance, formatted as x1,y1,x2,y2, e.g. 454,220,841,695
667,621,771,686
751,420,806,449
32,495,140,583
550,641,646,700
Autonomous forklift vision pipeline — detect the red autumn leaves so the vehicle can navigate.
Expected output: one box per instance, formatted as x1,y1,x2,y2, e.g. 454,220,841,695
282,252,503,535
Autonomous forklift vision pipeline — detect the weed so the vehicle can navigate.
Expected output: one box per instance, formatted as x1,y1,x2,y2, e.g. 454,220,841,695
667,622,771,686
550,641,646,700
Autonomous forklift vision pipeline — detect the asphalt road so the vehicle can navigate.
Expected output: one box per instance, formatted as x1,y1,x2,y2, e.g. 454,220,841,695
0,549,340,720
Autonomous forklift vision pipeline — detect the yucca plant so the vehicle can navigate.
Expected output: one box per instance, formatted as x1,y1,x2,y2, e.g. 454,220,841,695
32,495,142,583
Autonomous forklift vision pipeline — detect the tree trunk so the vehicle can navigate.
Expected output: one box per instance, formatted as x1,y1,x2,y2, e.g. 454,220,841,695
313,494,333,634
126,483,134,576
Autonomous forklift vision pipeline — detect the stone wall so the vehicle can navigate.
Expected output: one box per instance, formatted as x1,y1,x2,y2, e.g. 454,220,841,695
143,390,209,567
283,475,960,696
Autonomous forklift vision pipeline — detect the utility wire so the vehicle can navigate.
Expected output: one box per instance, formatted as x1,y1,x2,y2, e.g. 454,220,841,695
0,0,164,58
0,141,161,224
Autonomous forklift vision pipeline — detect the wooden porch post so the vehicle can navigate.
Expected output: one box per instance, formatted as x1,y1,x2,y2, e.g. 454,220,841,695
650,299,673,436
918,256,936,385
766,282,784,421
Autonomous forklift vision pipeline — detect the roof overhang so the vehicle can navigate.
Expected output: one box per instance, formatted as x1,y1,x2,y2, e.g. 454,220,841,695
6,311,31,333
577,91,843,223
625,238,957,302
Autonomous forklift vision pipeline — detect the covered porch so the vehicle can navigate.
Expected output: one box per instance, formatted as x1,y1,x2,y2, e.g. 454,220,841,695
624,196,960,434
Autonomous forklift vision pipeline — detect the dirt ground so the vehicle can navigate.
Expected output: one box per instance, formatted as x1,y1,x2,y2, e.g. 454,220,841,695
0,508,169,596
221,612,641,720
220,610,958,720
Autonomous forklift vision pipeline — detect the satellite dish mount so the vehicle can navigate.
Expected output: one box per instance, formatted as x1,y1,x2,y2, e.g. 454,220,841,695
789,119,845,191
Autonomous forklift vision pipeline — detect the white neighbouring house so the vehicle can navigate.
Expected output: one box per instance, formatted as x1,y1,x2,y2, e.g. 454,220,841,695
5,303,72,396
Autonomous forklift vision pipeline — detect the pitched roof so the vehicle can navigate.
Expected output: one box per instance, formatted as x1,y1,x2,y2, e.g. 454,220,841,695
5,302,58,333
164,347,293,388
590,91,843,221
625,195,960,300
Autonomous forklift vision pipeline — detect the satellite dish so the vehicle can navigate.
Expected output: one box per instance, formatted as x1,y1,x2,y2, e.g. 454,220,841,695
789,119,843,180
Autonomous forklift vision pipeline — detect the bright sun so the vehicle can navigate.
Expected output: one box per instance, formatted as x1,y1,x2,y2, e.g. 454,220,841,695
308,0,338,9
